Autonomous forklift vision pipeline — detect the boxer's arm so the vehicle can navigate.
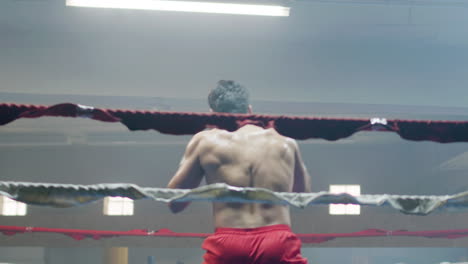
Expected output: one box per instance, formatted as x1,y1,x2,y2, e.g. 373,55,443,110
167,133,205,213
292,141,311,193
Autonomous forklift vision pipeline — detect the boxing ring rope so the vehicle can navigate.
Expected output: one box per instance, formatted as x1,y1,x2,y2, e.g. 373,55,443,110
2,225,468,244
2,102,468,142
1,181,468,215
1,102,468,212
2,101,468,247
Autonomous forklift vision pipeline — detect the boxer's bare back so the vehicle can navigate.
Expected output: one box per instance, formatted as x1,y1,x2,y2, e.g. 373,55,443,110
167,124,311,228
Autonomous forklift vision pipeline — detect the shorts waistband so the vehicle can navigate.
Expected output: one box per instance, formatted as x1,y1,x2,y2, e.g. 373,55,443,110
214,224,292,235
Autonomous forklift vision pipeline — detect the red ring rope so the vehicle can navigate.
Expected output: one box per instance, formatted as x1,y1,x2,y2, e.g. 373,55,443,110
1,225,468,243
1,102,468,142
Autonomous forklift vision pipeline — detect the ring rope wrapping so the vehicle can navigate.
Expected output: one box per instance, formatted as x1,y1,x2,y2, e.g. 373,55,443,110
0,181,467,215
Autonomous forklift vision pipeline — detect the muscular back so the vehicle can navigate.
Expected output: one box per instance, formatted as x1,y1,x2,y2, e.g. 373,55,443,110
168,124,310,228
198,125,299,228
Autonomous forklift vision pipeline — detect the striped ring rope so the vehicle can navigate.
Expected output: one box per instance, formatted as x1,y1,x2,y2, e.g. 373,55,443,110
1,181,467,215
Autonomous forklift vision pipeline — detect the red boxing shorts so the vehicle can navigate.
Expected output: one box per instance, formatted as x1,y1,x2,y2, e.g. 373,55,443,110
202,224,308,264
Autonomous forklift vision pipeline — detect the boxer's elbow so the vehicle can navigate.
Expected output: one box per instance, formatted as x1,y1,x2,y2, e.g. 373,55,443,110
168,202,189,213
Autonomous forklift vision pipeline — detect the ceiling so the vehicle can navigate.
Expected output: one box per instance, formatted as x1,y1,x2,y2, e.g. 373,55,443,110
1,0,468,107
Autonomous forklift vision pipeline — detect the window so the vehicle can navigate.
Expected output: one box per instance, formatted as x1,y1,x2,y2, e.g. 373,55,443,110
0,196,27,216
329,185,361,215
103,197,134,216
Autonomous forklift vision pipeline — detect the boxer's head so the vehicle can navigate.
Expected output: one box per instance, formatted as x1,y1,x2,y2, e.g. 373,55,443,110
208,80,251,114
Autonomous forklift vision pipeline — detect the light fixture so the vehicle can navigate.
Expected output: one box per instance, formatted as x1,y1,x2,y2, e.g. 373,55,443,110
66,0,290,17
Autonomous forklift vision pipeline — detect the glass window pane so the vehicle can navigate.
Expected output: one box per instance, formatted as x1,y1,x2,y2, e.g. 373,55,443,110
104,197,134,216
329,185,361,215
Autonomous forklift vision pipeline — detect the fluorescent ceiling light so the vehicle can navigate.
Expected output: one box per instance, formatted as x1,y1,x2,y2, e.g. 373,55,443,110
66,0,290,16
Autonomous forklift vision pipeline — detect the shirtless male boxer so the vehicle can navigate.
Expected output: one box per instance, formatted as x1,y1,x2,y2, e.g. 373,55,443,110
167,80,311,264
